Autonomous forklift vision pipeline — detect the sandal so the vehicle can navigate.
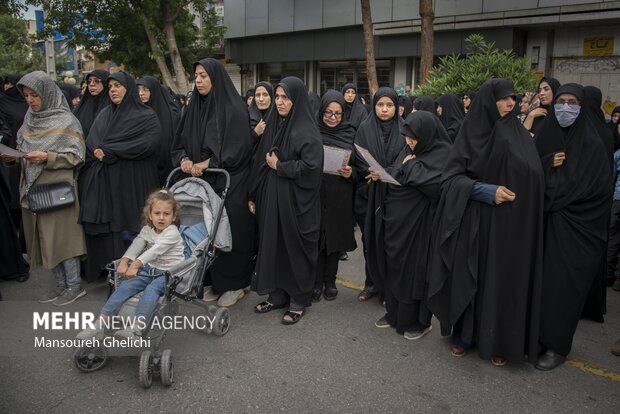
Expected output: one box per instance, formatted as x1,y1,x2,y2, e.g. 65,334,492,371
491,356,507,367
254,301,286,314
357,286,378,302
281,310,305,325
451,344,466,357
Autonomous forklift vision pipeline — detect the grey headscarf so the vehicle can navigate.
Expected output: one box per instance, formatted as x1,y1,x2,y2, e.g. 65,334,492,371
16,71,86,205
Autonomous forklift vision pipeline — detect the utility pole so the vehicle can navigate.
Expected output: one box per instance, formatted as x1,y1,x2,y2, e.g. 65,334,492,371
43,10,56,80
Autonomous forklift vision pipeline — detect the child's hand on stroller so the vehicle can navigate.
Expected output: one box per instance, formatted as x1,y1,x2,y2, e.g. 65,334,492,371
117,258,129,276
125,260,143,278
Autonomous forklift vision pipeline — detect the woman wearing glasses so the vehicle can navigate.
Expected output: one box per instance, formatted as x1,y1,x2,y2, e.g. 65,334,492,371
311,90,357,302
73,70,112,138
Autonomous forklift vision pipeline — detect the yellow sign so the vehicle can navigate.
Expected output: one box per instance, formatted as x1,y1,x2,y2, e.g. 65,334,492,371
584,37,614,57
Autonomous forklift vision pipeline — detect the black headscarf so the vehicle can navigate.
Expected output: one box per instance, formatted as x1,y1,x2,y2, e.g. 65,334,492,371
251,76,323,304
248,81,274,130
73,69,112,138
308,91,321,120
172,58,252,173
0,74,28,146
428,78,545,363
398,95,413,119
611,105,620,151
318,90,356,149
536,82,612,355
136,76,180,183
413,96,437,114
341,83,368,128
245,88,254,104
78,71,161,234
583,86,614,169
437,93,465,142
59,84,81,111
530,76,561,137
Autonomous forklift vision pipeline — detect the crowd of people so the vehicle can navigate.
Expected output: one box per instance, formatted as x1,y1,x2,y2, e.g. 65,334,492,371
1,62,620,370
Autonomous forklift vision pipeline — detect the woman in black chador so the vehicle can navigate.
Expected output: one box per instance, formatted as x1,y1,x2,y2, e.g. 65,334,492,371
437,93,465,143
73,70,112,138
312,90,357,302
427,79,545,367
523,77,561,138
378,111,450,339
137,76,181,184
248,81,274,154
172,58,254,307
535,83,612,370
353,87,403,303
250,76,323,324
341,83,368,128
78,72,161,281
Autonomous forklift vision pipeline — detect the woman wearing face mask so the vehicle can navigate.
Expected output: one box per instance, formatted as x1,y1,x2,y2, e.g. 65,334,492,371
353,87,403,304
523,77,561,138
78,72,161,282
380,111,450,339
427,79,545,367
248,81,274,153
535,83,612,371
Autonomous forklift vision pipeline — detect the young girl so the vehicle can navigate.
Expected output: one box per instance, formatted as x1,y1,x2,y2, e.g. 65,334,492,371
79,190,184,338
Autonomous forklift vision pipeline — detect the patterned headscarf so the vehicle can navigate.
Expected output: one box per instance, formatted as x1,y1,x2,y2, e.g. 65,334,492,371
16,71,85,205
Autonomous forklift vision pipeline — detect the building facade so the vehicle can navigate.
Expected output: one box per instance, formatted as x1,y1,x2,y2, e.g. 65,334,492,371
223,0,620,110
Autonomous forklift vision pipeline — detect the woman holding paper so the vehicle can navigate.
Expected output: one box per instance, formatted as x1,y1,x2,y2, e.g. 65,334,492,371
353,87,404,304
378,111,451,339
312,90,357,302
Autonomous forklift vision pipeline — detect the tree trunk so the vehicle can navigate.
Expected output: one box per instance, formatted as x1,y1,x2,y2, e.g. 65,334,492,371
419,0,434,84
360,0,378,97
163,3,190,94
141,19,177,92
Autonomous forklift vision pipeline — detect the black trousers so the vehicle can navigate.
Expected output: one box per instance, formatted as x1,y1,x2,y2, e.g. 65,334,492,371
383,289,432,335
355,211,374,288
314,248,339,289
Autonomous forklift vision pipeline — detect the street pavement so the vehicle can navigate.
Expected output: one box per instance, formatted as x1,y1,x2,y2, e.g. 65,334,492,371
1,228,619,413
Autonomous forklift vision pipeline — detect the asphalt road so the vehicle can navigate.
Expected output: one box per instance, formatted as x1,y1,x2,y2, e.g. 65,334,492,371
1,229,619,413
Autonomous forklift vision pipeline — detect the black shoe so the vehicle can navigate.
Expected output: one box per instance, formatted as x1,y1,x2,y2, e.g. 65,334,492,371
311,288,322,303
535,350,566,371
323,285,338,301
16,272,29,283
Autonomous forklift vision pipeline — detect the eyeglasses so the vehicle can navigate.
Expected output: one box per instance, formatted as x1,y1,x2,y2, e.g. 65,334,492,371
87,78,102,85
556,99,579,105
324,111,343,118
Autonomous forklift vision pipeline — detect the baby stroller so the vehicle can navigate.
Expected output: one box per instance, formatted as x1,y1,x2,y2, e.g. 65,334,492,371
73,168,233,388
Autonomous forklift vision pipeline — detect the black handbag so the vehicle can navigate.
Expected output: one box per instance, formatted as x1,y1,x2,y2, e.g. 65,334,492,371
27,181,75,213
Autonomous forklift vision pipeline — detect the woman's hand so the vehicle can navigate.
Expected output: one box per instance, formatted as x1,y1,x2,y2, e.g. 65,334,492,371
181,158,193,174
402,154,415,164
93,148,105,161
338,165,352,179
266,151,278,170
24,151,48,164
254,119,266,136
365,168,380,183
552,152,566,168
191,159,210,177
0,153,16,162
248,200,256,214
494,186,516,205
527,107,547,119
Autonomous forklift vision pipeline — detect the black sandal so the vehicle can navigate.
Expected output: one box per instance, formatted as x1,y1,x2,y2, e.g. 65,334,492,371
358,287,378,302
281,310,304,325
254,301,286,314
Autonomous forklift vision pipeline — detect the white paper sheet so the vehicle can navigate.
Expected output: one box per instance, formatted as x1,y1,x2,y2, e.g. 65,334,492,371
323,145,351,175
0,143,26,158
354,144,401,186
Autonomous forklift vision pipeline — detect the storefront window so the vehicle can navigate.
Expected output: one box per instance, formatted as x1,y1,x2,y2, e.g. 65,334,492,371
319,60,392,96
258,62,306,86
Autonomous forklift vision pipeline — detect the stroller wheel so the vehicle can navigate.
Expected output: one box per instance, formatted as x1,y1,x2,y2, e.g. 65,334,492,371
139,350,153,388
212,307,231,337
160,349,174,387
73,346,108,372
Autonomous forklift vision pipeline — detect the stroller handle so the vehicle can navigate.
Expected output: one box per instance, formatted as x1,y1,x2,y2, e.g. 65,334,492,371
165,167,231,192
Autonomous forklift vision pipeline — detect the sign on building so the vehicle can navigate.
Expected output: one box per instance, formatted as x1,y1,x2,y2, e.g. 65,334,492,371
584,37,614,57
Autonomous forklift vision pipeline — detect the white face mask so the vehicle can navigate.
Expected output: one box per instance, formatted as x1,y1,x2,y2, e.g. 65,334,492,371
554,103,581,127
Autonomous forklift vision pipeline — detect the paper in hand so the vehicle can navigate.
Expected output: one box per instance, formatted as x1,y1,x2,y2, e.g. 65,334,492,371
323,145,351,175
0,143,26,158
354,144,401,186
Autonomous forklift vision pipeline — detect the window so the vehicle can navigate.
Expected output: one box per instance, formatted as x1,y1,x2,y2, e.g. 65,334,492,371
258,62,306,86
318,60,392,96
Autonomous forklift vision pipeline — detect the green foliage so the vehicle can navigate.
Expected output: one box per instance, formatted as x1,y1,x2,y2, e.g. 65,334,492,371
0,0,26,16
33,0,226,79
415,34,537,97
0,13,45,77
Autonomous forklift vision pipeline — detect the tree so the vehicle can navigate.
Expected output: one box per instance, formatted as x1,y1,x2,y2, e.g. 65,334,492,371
419,0,434,83
0,13,45,77
32,0,226,94
0,0,26,16
360,0,378,97
415,34,537,97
